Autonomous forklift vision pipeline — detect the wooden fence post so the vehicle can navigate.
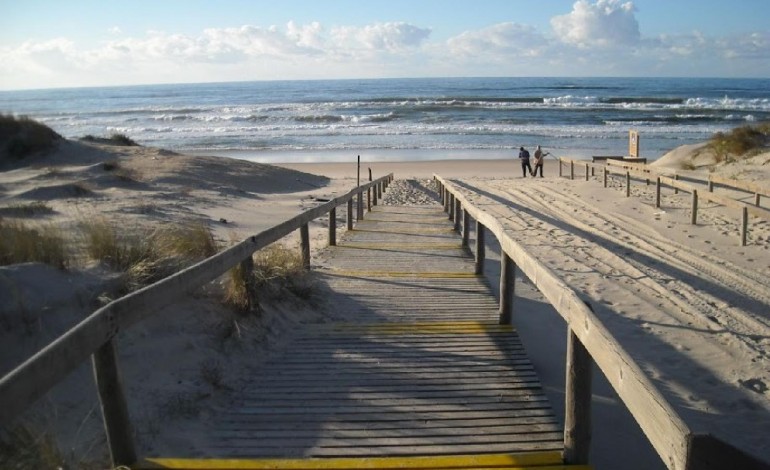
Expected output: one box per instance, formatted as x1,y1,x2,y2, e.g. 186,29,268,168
367,188,372,211
655,177,661,209
625,172,631,197
708,178,714,192
559,158,563,177
378,181,383,200
755,193,761,207
564,329,592,465
239,253,258,310
475,221,485,275
93,339,137,467
462,209,470,247
357,191,364,221
328,207,337,246
498,253,515,325
300,223,310,270
570,161,575,180
347,199,353,230
454,198,461,232
585,163,589,181
603,168,608,188
691,190,698,225
444,189,450,213
674,174,679,194
449,193,455,220
741,206,748,246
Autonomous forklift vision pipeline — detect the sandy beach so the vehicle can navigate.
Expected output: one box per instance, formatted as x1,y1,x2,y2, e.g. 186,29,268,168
1,138,769,468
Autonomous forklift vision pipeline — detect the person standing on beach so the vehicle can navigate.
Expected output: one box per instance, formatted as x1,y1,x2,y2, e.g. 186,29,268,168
518,146,532,177
532,145,549,177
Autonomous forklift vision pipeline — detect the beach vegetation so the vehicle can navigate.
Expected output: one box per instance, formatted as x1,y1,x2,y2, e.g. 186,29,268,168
81,133,140,146
223,244,312,314
0,219,69,269
708,122,770,163
81,218,218,290
0,114,62,162
0,202,55,217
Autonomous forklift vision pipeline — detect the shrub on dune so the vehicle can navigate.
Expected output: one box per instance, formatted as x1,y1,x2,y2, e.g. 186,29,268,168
0,114,62,162
708,122,770,162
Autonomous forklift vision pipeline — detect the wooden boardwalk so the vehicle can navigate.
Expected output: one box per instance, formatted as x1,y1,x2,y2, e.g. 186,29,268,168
195,204,564,460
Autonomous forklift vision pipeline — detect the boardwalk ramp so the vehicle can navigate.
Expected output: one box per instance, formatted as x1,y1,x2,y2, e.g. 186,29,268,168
141,204,582,469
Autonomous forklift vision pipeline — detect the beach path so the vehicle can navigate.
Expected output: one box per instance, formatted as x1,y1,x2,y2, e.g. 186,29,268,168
141,205,576,468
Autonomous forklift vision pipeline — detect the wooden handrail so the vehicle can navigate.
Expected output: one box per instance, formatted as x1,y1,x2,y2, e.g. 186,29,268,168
435,174,768,470
0,174,393,428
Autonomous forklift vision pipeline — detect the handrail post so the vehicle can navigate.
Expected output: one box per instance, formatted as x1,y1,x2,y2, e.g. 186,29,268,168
347,198,354,230
372,185,378,206
444,188,450,213
328,207,337,246
93,339,137,467
367,188,372,211
454,199,461,232
475,221,485,275
655,177,661,208
449,193,455,220
462,209,470,247
741,206,748,246
691,190,698,225
498,253,515,325
357,191,364,221
300,223,310,270
564,329,592,464
625,171,631,197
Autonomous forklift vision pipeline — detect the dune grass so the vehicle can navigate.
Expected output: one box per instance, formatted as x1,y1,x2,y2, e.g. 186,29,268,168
0,219,68,269
0,114,62,162
81,218,218,290
223,244,311,314
708,122,770,162
81,133,139,146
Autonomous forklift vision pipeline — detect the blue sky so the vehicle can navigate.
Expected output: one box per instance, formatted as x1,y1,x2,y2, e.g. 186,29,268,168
1,0,769,90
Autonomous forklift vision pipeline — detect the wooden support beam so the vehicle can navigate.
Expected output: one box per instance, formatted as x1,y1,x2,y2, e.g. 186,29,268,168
449,193,455,220
564,329,592,465
603,168,608,188
93,339,137,467
691,190,698,225
475,221,485,275
741,206,749,246
656,177,661,209
570,161,575,180
585,163,589,181
625,172,631,197
498,253,515,325
462,209,470,247
347,199,353,230
328,207,337,246
239,255,258,311
357,191,364,221
300,223,310,270
454,198,462,232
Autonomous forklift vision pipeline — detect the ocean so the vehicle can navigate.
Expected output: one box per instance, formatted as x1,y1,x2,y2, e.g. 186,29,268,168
1,77,768,162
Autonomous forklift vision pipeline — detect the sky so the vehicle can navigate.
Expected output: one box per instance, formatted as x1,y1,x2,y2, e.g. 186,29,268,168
1,0,769,90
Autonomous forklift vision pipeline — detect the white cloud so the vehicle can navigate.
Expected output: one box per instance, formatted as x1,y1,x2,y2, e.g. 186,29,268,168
447,23,547,58
551,0,640,47
331,22,431,52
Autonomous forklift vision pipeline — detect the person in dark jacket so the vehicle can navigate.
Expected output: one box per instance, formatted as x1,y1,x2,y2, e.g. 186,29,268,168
518,146,532,177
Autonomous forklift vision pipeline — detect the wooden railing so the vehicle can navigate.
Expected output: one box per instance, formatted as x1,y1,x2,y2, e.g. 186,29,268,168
434,175,768,470
558,157,770,246
0,173,394,466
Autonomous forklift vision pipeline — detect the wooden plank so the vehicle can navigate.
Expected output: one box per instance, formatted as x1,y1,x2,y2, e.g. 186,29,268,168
140,451,567,469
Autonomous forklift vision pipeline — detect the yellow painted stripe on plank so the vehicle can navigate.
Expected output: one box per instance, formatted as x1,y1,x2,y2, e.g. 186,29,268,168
139,451,568,469
351,228,455,234
361,217,451,224
327,321,514,335
337,243,463,250
328,270,478,278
